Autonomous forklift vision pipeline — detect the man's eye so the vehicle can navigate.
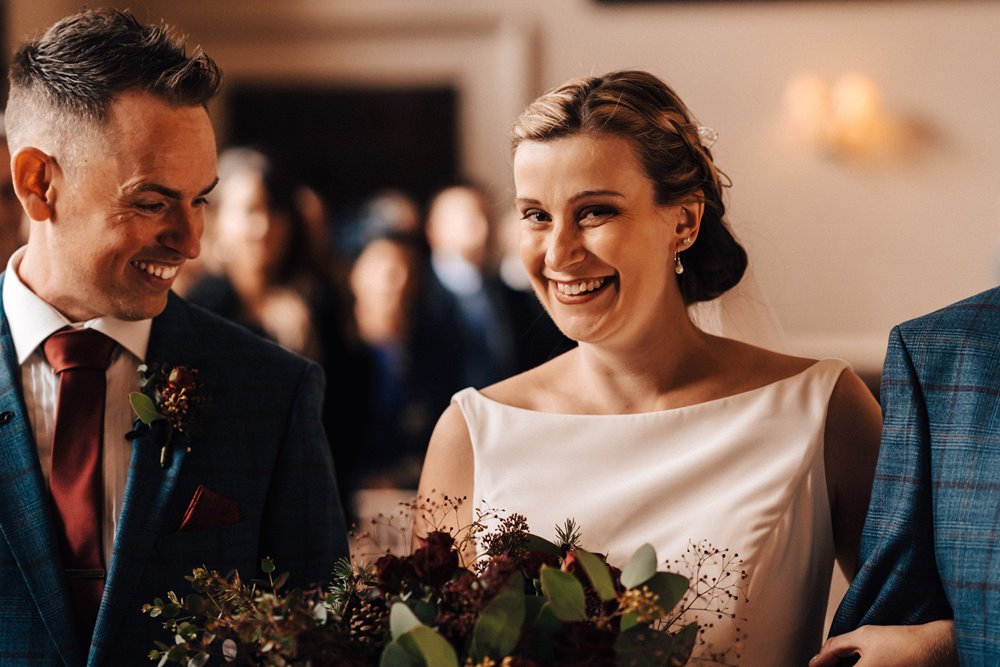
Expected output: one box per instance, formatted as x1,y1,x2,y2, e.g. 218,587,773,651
193,197,209,208
135,202,165,213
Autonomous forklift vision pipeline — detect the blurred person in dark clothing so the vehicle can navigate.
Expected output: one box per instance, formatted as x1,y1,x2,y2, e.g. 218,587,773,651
186,148,364,512
416,184,570,416
346,232,439,506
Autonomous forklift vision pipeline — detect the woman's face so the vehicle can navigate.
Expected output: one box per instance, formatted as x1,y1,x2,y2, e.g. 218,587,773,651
215,169,291,278
514,133,689,346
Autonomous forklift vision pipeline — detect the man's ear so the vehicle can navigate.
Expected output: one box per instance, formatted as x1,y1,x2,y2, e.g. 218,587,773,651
11,147,57,222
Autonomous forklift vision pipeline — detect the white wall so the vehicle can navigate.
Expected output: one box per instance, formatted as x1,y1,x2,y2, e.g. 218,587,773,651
8,0,1000,373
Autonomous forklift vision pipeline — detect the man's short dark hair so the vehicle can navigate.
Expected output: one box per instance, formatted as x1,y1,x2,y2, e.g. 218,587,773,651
8,8,221,122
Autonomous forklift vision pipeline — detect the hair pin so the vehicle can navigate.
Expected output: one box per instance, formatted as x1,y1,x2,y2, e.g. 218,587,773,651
697,125,719,149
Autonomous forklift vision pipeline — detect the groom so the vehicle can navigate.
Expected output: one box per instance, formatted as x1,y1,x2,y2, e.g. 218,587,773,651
0,9,348,665
825,287,1000,663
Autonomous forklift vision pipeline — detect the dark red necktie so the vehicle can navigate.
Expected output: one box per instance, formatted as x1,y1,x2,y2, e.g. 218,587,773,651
43,328,117,640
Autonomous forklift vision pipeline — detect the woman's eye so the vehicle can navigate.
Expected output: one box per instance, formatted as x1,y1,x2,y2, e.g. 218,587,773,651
579,205,616,224
521,209,550,225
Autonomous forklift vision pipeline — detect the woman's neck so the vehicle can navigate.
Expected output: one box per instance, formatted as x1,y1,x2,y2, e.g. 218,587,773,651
568,316,719,413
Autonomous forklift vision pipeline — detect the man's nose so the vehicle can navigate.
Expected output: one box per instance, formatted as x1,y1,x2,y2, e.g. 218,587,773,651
163,206,203,259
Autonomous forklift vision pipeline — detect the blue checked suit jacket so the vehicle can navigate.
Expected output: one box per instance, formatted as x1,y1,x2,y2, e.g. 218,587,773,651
831,287,1000,663
0,286,349,666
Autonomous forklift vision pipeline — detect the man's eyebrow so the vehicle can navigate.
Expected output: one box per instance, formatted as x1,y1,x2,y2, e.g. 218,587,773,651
134,178,219,199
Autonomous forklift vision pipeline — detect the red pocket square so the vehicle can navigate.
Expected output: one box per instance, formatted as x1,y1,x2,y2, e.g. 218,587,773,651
179,485,241,532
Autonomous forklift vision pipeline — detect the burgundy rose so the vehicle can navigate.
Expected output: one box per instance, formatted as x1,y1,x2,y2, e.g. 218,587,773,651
519,550,560,580
410,531,458,587
480,555,519,595
166,365,199,393
373,554,416,595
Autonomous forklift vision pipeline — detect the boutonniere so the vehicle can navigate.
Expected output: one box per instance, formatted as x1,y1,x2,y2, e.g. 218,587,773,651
128,363,208,468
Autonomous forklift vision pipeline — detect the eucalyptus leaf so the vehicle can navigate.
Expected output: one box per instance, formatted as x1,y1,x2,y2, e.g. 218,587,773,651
407,598,437,626
389,602,422,640
539,565,586,622
528,602,561,664
575,549,617,601
129,391,164,425
614,621,698,667
399,626,459,667
523,533,562,556
470,573,525,661
644,571,689,615
620,611,639,633
379,640,420,667
621,543,657,589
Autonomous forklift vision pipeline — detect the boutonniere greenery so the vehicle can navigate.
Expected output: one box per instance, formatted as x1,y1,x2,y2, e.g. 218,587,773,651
128,363,208,468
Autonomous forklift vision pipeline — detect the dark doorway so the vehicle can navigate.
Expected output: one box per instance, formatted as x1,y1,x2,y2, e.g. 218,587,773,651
225,85,459,215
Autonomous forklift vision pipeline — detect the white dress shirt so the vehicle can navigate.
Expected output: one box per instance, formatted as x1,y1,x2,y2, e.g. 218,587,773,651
3,247,151,564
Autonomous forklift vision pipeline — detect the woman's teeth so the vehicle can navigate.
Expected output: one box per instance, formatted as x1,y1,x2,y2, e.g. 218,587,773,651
555,278,607,296
132,261,179,280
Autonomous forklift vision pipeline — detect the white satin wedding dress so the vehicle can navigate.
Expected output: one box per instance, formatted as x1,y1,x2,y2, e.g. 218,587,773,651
455,358,848,666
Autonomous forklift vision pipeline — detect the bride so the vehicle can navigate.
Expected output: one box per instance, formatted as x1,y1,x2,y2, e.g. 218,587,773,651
418,70,924,665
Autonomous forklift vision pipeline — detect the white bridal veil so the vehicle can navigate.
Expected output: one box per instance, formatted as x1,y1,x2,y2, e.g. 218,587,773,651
687,265,789,353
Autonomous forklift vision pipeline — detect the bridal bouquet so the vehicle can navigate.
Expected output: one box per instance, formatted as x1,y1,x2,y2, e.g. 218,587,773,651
145,498,743,666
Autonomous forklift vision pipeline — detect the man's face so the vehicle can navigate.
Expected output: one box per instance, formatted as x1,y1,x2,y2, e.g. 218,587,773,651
27,91,218,321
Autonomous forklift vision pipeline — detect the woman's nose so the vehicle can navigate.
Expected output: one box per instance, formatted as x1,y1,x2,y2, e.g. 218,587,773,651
545,221,585,271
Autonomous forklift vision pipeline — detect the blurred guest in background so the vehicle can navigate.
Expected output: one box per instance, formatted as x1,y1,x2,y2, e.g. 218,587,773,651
335,188,423,260
346,232,438,504
187,147,337,358
495,207,575,369
414,184,522,417
0,113,28,268
186,148,364,514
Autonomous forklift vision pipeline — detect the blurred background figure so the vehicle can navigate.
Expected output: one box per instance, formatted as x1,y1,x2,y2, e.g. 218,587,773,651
188,147,336,358
346,232,436,518
186,147,364,515
416,183,570,417
335,189,423,260
494,207,576,369
0,113,28,268
415,184,520,412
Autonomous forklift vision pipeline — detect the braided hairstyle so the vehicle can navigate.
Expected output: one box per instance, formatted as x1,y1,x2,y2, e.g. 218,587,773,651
511,70,746,304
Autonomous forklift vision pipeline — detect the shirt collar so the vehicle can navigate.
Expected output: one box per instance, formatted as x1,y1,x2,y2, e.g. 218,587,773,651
3,247,152,365
431,252,483,296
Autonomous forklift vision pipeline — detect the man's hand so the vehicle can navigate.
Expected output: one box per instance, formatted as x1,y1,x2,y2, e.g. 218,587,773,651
810,620,957,667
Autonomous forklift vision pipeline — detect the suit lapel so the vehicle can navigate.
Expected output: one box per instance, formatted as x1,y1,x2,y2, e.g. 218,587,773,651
0,275,81,666
89,296,192,666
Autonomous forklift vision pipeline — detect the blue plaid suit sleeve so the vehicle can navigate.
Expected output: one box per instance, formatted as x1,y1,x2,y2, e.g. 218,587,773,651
832,288,1000,662
831,326,952,632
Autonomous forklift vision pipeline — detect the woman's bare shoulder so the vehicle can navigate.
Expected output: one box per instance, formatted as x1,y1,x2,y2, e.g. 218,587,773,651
710,337,819,390
477,349,577,410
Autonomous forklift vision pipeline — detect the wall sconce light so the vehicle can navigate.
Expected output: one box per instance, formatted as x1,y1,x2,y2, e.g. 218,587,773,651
784,72,891,159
